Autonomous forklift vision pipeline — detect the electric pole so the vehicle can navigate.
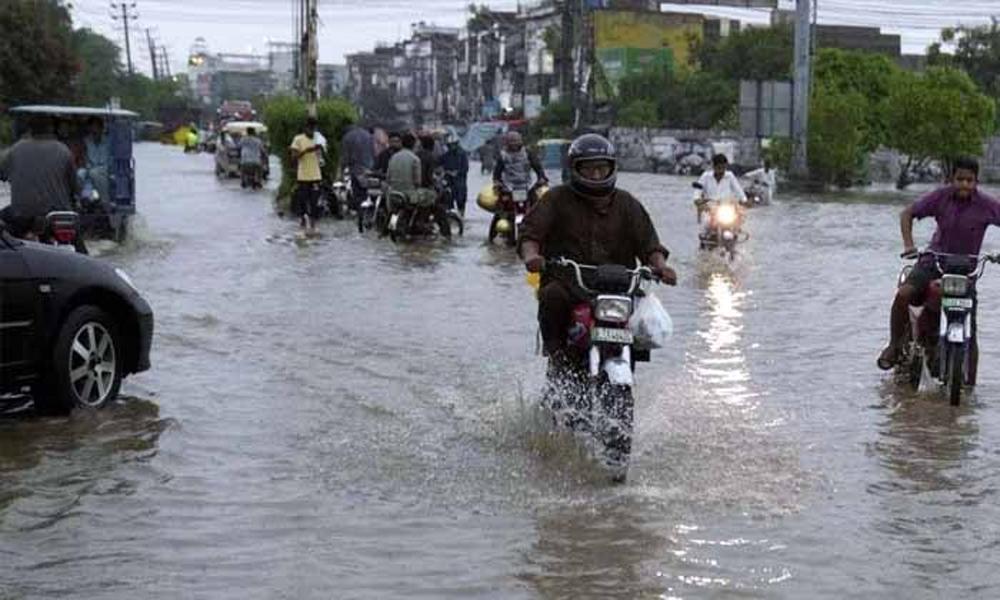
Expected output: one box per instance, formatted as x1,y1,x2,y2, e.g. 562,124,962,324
110,2,139,75
304,0,318,116
791,0,812,180
159,46,172,78
146,28,158,80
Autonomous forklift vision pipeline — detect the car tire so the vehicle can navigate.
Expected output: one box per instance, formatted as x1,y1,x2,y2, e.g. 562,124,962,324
38,305,124,415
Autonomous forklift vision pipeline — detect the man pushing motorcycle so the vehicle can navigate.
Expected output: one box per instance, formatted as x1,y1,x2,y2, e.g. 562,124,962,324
877,156,1000,370
518,134,677,360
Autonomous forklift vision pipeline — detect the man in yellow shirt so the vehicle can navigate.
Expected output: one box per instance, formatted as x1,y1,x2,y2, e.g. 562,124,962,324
289,117,324,234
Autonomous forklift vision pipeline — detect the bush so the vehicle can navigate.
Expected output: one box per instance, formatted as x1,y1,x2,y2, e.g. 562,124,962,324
263,96,358,213
0,115,12,147
808,86,868,187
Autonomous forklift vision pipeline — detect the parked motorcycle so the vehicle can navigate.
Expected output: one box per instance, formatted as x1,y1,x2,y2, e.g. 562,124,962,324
895,251,1000,405
541,257,664,481
324,168,352,219
694,183,745,261
385,188,463,242
357,172,389,235
488,180,549,246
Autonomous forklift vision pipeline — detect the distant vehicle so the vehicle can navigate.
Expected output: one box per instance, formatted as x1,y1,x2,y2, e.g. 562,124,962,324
9,105,139,242
217,100,256,125
0,221,153,414
214,121,270,180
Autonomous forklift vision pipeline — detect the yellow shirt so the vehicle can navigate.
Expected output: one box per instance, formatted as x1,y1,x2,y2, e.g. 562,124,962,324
290,134,322,182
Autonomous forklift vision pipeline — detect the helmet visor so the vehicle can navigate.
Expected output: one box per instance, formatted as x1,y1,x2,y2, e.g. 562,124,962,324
575,159,615,182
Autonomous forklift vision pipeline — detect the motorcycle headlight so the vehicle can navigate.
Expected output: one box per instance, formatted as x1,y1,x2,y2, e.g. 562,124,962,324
941,274,968,297
715,204,738,226
595,296,632,323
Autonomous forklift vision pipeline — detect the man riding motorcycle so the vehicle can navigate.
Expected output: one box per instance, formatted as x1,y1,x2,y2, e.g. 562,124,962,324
492,131,548,242
386,132,451,240
438,134,469,215
694,153,747,244
519,134,677,360
877,156,1000,370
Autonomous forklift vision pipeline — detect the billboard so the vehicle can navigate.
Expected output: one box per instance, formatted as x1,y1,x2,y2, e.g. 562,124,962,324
593,11,703,97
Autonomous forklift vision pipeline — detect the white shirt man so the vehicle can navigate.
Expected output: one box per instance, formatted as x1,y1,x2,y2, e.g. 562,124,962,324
694,168,747,205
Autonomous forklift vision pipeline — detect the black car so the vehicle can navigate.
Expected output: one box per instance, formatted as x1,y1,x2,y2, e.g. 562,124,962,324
0,224,153,414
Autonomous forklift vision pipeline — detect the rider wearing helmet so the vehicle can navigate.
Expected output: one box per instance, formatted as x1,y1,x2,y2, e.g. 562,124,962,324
493,131,547,192
518,133,677,358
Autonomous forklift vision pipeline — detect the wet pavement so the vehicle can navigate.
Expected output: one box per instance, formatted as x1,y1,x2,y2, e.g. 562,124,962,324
3,143,1000,598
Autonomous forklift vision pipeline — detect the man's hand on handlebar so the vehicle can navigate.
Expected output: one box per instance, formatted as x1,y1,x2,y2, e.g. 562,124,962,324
649,251,677,286
901,247,919,259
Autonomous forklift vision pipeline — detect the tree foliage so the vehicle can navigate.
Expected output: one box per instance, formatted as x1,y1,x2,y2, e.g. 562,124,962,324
615,63,737,130
696,24,794,81
0,0,76,109
884,67,996,188
807,85,868,187
618,100,658,128
812,48,899,152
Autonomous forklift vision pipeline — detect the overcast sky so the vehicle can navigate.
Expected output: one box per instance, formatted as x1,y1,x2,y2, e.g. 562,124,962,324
70,0,999,78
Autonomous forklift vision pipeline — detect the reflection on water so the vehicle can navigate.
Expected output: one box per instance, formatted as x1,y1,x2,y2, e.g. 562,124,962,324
692,271,757,410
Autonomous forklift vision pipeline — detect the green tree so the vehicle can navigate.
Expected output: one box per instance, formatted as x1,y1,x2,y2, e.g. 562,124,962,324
813,48,900,152
696,24,794,81
884,67,996,189
807,85,868,187
72,28,123,106
0,0,76,109
929,23,1000,112
618,100,659,128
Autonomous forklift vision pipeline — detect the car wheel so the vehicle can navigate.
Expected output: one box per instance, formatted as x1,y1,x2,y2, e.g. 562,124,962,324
39,305,123,414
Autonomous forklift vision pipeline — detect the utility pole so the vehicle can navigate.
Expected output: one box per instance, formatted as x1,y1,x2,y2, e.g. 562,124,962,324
559,0,575,104
110,2,139,75
146,28,159,80
791,0,812,180
159,46,172,79
304,0,318,116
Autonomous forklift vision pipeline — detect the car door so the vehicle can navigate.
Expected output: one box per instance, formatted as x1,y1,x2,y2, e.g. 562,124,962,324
0,238,38,388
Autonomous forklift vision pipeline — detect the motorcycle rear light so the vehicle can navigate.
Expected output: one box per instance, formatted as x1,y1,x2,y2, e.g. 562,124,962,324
941,274,968,297
54,228,77,243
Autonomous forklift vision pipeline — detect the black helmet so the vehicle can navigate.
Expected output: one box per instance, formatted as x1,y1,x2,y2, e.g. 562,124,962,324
568,133,617,198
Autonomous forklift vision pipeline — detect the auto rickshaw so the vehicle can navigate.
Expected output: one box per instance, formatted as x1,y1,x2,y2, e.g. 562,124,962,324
8,105,138,242
215,120,270,180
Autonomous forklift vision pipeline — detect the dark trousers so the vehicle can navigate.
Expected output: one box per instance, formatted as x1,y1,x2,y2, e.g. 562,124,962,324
349,173,366,209
538,279,577,355
294,181,321,220
451,182,467,212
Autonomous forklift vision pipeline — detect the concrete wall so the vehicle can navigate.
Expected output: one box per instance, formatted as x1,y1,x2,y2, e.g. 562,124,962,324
609,127,761,174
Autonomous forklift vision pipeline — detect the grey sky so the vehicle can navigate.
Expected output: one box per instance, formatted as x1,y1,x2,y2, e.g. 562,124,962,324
70,0,998,78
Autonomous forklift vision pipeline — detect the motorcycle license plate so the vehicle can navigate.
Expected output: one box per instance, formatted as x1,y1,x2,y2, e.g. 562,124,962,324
591,327,633,345
942,297,974,309
513,190,528,202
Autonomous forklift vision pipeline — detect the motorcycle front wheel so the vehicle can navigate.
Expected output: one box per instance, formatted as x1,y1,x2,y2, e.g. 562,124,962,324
596,375,635,478
945,343,965,406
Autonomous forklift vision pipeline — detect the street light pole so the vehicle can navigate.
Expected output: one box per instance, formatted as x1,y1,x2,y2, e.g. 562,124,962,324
791,0,812,180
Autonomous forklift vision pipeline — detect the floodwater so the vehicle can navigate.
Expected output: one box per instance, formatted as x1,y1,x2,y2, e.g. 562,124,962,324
3,144,1000,599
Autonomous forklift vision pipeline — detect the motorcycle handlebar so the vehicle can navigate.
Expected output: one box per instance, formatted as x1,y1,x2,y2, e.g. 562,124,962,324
545,257,659,294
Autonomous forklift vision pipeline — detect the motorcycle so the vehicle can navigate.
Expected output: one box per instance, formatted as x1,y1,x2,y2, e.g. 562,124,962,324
541,257,663,481
488,180,549,246
357,172,389,235
385,188,463,243
741,181,770,208
895,251,1000,405
694,183,745,261
324,168,353,219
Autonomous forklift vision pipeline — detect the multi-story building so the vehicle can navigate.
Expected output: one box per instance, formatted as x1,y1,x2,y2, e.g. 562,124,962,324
318,64,348,98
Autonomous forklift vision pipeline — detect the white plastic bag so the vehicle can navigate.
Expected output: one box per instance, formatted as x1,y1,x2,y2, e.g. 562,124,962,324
630,293,673,350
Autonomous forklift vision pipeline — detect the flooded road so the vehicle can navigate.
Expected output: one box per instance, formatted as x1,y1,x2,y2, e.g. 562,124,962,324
4,143,1000,598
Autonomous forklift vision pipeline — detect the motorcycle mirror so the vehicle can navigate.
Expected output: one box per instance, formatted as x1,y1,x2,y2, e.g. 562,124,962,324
692,182,703,190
